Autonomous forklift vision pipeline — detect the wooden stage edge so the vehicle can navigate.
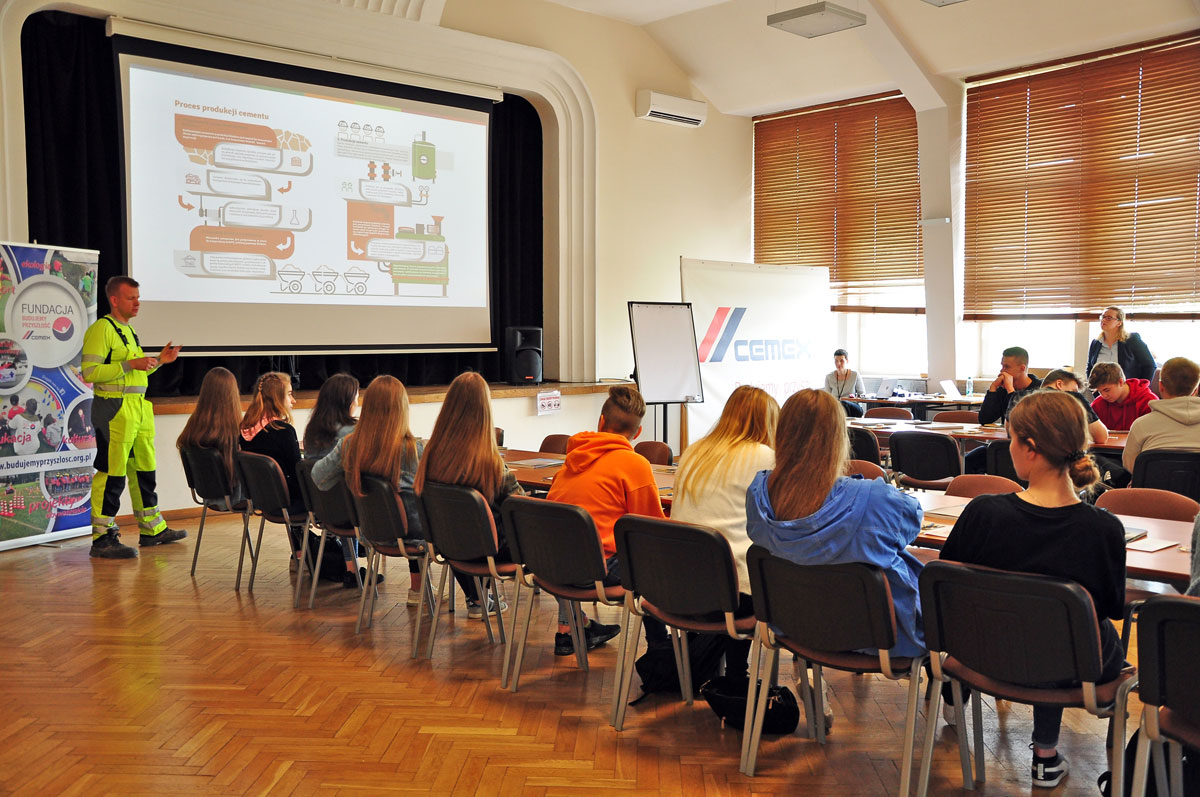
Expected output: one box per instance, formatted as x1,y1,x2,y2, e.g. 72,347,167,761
149,379,631,416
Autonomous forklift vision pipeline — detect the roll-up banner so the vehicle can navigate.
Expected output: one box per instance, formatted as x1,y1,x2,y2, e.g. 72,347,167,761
0,242,99,551
681,259,832,441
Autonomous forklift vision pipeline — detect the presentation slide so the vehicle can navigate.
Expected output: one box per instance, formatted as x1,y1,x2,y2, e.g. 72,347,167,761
119,54,494,351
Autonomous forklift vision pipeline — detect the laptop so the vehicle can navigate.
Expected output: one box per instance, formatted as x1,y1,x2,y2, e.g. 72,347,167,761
939,379,963,398
875,377,898,398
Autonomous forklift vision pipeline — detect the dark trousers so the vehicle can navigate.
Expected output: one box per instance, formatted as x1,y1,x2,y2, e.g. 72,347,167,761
643,592,755,677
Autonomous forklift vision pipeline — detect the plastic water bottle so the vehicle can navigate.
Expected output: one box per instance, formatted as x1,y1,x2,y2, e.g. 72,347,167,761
966,376,974,396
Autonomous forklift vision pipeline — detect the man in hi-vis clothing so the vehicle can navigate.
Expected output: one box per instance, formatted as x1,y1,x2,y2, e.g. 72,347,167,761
83,276,185,559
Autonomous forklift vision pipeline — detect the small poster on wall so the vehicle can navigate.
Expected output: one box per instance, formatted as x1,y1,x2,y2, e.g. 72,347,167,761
0,242,99,551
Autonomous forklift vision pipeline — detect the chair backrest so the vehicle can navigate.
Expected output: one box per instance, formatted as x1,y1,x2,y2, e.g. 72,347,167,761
746,545,896,653
296,459,357,531
985,439,1027,487
501,496,607,585
847,427,882,466
181,446,234,503
613,515,739,617
1149,366,1162,398
933,410,979,424
1136,595,1200,729
539,434,570,454
1131,449,1200,502
417,482,499,561
235,451,291,514
495,427,505,447
919,560,1103,686
865,407,913,420
846,459,888,481
889,431,961,480
634,440,673,466
353,474,410,548
1095,487,1200,522
946,473,1023,498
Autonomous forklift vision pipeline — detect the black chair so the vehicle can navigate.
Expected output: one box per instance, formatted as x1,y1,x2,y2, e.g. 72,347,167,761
1131,595,1200,796
294,460,362,609
610,515,755,731
985,439,1028,487
352,475,433,645
235,451,309,593
1131,449,1200,502
889,431,961,491
847,426,882,467
417,483,519,661
179,446,248,583
501,496,626,691
916,560,1137,796
741,547,927,793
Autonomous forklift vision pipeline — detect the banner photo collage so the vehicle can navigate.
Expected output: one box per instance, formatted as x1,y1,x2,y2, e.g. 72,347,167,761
0,242,98,550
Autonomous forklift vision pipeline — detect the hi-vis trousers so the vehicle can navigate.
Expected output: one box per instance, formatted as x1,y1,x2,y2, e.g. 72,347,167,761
90,394,167,538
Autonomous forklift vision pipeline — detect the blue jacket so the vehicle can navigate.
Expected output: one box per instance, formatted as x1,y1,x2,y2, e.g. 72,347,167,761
746,473,926,658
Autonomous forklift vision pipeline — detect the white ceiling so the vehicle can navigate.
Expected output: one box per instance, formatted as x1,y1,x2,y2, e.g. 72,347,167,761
544,0,1200,116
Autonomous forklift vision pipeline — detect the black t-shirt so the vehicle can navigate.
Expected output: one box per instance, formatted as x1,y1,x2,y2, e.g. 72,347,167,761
1008,388,1099,424
940,493,1126,621
980,375,1042,425
240,422,302,505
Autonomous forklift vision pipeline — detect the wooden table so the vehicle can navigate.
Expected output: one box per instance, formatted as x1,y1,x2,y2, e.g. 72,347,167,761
856,394,984,420
503,449,678,505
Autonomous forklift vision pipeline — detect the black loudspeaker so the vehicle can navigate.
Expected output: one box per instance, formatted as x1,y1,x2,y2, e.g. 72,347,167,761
505,326,543,386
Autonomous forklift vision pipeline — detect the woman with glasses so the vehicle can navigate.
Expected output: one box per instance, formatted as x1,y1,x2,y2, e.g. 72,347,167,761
1086,306,1155,381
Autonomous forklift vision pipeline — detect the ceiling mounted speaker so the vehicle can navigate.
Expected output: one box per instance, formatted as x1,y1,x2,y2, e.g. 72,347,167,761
767,3,867,38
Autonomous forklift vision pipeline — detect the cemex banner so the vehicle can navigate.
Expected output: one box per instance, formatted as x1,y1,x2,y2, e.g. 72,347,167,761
681,259,832,441
0,242,98,551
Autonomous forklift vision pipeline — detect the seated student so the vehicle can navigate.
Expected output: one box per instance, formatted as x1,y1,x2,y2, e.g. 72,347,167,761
1189,514,1200,598
824,348,865,418
176,366,244,509
746,389,925,659
1123,356,1200,473
940,390,1126,789
315,375,420,592
545,385,659,656
38,414,63,452
1088,362,1158,431
303,373,359,461
1038,368,1109,445
414,371,524,618
966,346,1041,472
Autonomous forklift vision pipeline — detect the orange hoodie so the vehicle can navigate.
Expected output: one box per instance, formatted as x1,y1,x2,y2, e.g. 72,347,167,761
546,431,666,558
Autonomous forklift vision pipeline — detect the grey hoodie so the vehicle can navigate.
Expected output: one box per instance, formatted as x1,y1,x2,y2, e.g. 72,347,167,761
1122,396,1200,472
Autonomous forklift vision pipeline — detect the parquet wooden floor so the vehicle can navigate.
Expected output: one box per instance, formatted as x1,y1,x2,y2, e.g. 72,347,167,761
0,515,1143,795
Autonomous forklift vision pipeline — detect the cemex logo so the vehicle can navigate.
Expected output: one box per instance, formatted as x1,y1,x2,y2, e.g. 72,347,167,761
697,307,804,363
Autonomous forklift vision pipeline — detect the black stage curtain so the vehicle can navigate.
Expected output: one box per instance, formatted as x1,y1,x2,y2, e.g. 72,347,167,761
22,11,543,396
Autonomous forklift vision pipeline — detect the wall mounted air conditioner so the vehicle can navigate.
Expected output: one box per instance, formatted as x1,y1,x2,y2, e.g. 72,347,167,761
635,90,707,127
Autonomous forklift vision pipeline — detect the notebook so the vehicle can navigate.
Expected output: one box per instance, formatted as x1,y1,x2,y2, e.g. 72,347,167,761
875,377,899,398
939,379,963,398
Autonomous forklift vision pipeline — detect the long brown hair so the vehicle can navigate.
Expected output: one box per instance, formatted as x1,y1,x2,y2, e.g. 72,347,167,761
676,386,779,502
177,367,242,482
767,389,848,520
240,371,293,431
1007,390,1100,490
303,373,358,455
342,375,418,497
414,371,502,499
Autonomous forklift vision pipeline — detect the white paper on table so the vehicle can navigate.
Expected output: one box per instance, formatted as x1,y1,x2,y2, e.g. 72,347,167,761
1126,538,1178,553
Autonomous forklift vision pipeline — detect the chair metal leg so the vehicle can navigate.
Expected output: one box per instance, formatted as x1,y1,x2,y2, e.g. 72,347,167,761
491,577,507,645
1168,740,1184,797
411,553,430,658
898,658,924,797
609,606,632,725
309,531,335,609
795,658,815,739
476,577,496,644
916,673,943,797
1152,733,1169,793
295,521,320,609
509,583,537,693
565,602,588,671
247,516,266,592
1109,676,1135,797
679,631,694,704
425,563,451,659
744,645,778,777
190,505,208,576
501,582,521,688
1130,715,1152,797
668,628,688,703
950,680,974,789
813,664,827,745
235,506,252,590
612,613,643,731
739,624,764,774
355,550,376,634
971,684,985,784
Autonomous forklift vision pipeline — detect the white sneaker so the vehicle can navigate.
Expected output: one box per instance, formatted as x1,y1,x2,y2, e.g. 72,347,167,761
406,588,422,607
942,701,958,726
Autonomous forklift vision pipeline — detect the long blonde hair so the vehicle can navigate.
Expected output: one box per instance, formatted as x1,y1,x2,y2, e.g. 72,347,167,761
177,367,242,482
1096,306,1130,343
767,389,848,520
414,372,503,499
240,371,293,431
343,375,417,497
675,386,779,503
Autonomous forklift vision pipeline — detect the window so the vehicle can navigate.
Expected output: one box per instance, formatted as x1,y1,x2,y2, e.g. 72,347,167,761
964,34,1200,320
754,92,923,311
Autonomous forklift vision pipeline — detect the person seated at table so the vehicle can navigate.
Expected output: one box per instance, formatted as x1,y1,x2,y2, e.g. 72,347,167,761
824,348,865,418
940,390,1126,789
176,366,244,509
545,384,659,656
1188,514,1200,598
668,385,778,673
1037,368,1127,488
1087,306,1156,381
303,373,359,460
966,346,1041,472
1123,356,1200,473
746,389,925,659
315,375,420,592
1088,362,1157,431
414,371,523,619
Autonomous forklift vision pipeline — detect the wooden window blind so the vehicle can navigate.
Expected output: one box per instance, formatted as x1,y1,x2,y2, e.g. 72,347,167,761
754,93,923,312
964,34,1200,320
